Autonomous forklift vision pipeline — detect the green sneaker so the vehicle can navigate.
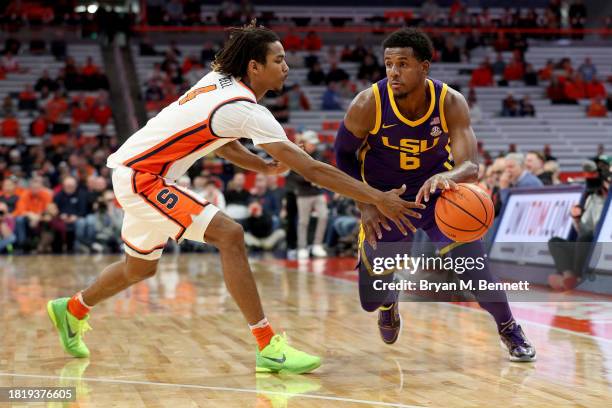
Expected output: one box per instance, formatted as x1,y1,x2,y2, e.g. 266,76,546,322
256,334,321,374
47,298,91,358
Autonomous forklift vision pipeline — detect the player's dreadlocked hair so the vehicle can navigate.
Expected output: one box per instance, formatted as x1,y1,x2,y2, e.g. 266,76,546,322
212,20,280,78
382,28,434,62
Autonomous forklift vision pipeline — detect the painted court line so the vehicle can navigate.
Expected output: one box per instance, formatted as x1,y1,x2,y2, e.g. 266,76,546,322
0,372,424,408
440,302,612,346
297,262,612,345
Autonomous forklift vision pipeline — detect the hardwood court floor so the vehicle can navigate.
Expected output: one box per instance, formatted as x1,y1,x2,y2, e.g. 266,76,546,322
0,254,611,407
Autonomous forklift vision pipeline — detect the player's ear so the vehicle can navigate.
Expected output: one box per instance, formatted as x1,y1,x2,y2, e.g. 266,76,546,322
422,60,430,75
248,59,260,75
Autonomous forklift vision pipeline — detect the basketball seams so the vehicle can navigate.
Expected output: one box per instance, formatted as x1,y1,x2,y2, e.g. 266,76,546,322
439,193,488,228
435,207,483,232
463,184,491,226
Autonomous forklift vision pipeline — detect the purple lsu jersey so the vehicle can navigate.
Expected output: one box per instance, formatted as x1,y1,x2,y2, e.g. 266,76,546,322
358,77,453,199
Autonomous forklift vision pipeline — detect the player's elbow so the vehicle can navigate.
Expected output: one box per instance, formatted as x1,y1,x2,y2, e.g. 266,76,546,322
464,160,479,182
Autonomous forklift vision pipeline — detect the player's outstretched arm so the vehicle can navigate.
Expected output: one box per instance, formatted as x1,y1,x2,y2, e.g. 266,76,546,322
415,88,479,204
261,141,424,235
216,140,289,175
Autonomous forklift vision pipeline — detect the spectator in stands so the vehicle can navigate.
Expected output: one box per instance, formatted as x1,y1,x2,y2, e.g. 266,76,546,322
139,38,160,56
569,0,588,39
1,112,20,138
500,153,544,191
1,51,23,73
325,45,340,64
322,82,343,111
243,201,286,252
70,95,90,125
91,92,113,127
198,41,216,66
503,52,525,81
307,62,326,86
325,194,359,255
525,151,552,185
493,32,510,52
519,95,536,117
18,84,37,111
543,144,557,162
548,175,607,291
282,32,302,51
326,63,349,84
2,95,15,116
54,176,88,252
250,173,280,219
463,29,483,62
543,160,561,184
470,58,493,87
468,89,482,123
34,70,60,92
562,75,584,104
84,190,123,253
266,175,284,217
49,30,67,60
586,76,607,99
224,172,251,223
0,177,21,213
349,38,368,63
587,96,608,117
548,76,570,104
165,0,184,25
0,202,16,254
81,56,100,77
294,131,328,259
203,179,226,211
491,53,506,76
29,111,49,137
303,31,322,51
14,175,53,251
500,93,519,117
36,201,65,253
421,0,441,26
45,91,69,124
578,57,597,82
286,83,311,111
440,37,461,63
523,63,538,86
340,45,353,62
268,88,289,123
358,53,383,83
538,59,554,81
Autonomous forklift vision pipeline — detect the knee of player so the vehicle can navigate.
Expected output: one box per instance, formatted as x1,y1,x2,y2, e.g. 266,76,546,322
215,219,245,247
126,255,158,279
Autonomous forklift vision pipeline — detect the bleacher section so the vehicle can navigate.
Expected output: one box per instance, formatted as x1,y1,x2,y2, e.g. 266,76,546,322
0,44,116,145
131,44,611,171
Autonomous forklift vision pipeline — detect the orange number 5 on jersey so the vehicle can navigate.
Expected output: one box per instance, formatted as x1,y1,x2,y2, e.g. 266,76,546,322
179,85,217,105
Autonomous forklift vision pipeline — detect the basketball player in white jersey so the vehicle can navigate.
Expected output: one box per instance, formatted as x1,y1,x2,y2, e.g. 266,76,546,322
47,22,424,374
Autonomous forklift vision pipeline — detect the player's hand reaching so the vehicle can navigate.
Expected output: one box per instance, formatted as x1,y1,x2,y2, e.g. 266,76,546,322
358,203,390,249
416,173,458,205
374,185,425,239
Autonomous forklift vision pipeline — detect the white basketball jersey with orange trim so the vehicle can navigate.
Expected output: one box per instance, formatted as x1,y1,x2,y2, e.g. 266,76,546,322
107,71,257,181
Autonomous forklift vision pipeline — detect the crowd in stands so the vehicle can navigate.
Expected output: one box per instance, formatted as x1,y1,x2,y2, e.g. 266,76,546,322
0,35,113,142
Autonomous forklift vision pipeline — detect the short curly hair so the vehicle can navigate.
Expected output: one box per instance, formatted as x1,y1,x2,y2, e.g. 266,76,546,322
382,28,434,62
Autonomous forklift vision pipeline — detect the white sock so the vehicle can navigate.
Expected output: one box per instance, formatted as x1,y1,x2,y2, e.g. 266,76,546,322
248,317,269,330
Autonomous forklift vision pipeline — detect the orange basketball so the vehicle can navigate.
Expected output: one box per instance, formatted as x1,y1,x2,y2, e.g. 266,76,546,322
434,183,494,242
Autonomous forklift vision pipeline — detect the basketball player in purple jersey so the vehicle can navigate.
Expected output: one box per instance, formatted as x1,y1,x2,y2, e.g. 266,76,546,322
335,28,535,361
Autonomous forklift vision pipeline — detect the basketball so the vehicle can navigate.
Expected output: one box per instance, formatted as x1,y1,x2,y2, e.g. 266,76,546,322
435,183,494,242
